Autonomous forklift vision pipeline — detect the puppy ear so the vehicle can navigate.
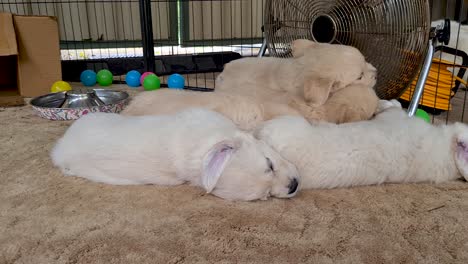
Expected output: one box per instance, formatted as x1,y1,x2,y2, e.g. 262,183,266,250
303,76,336,107
291,39,315,58
454,133,468,180
457,140,468,159
202,140,238,193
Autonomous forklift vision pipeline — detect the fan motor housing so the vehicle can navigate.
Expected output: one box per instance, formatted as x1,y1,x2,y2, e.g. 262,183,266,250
311,15,337,43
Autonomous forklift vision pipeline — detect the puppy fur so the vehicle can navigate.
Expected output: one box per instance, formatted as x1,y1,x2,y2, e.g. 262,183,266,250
256,100,468,189
121,89,301,131
51,108,300,201
215,39,374,108
288,62,379,124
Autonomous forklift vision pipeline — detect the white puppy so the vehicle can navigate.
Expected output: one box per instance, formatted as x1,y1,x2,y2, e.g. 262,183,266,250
215,39,375,107
255,100,468,189
51,108,300,201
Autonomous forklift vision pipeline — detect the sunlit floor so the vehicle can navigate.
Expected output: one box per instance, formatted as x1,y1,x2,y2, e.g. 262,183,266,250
61,45,264,60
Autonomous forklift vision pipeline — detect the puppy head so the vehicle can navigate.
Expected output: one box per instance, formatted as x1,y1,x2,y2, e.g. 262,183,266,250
453,123,468,180
354,62,377,88
291,39,317,58
201,132,300,201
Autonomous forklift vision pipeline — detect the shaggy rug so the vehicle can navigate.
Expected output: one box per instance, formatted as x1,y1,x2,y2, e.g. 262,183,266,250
2,89,468,264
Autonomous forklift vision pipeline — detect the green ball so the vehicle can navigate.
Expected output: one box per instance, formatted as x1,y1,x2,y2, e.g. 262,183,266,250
96,69,113,86
415,109,430,123
143,74,161,91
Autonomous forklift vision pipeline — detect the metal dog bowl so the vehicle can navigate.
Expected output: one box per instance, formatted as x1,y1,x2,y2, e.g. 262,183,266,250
30,88,129,120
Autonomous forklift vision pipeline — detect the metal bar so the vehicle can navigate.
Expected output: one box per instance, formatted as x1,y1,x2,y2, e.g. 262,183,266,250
407,41,435,117
257,37,267,57
139,0,155,72
454,0,462,21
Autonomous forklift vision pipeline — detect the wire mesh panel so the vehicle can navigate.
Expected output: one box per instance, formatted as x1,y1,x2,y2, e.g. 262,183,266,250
0,0,178,59
179,0,264,45
0,0,265,87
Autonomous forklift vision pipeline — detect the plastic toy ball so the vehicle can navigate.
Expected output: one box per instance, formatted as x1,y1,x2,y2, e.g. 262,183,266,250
143,74,161,91
80,70,97,86
125,70,142,88
140,71,155,85
96,69,113,86
167,73,185,89
415,109,430,123
50,81,72,93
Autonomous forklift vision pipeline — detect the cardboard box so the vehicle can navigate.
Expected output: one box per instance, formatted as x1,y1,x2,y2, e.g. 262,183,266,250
0,12,62,106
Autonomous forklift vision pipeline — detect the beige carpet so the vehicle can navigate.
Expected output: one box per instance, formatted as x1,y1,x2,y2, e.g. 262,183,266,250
2,88,468,264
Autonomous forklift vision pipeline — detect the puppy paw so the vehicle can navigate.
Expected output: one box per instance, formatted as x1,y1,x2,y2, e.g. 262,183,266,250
389,99,402,109
376,99,401,114
288,99,323,123
288,98,305,109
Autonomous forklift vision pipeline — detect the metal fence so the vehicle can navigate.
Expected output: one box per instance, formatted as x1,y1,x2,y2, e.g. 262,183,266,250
1,0,266,88
0,0,265,58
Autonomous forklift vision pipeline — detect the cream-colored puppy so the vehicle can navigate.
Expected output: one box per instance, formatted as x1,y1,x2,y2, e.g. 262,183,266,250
289,62,379,123
256,100,468,189
51,108,300,201
215,39,374,107
288,39,380,123
121,89,301,131
122,40,379,126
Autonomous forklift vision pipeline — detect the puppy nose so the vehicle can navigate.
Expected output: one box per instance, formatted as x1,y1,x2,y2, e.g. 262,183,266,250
288,178,299,194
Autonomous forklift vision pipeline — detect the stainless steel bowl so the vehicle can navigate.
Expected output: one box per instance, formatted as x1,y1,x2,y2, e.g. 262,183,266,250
30,88,129,120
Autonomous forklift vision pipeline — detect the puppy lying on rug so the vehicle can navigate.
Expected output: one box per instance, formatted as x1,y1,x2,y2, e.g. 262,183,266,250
121,89,302,131
255,100,468,189
215,39,380,123
51,108,300,201
122,57,378,128
215,39,376,108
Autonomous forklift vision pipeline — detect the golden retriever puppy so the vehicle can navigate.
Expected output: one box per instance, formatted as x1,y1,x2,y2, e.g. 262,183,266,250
51,108,300,201
286,39,380,124
255,100,468,190
215,39,373,108
288,62,379,124
121,89,302,131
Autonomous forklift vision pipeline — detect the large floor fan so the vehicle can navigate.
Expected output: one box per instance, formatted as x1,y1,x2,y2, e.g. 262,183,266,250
258,0,450,116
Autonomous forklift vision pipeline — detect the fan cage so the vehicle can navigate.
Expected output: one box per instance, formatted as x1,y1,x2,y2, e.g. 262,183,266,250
264,0,431,100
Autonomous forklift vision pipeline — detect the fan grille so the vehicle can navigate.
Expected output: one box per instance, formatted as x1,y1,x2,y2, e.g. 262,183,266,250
264,0,430,100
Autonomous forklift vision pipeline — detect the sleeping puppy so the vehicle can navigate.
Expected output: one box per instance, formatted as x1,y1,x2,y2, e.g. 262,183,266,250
51,108,300,201
121,89,303,131
288,62,380,124
255,100,468,189
215,39,374,108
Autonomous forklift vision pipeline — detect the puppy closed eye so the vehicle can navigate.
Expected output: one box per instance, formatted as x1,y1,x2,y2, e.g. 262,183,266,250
265,157,274,173
357,72,364,80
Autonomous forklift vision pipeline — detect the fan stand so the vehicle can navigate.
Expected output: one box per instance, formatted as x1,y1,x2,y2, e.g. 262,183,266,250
257,19,451,117
407,20,450,117
258,36,268,58
406,42,435,116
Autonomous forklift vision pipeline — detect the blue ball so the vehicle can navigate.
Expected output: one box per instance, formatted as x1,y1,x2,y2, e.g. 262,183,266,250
125,70,142,88
80,70,97,86
168,74,185,89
